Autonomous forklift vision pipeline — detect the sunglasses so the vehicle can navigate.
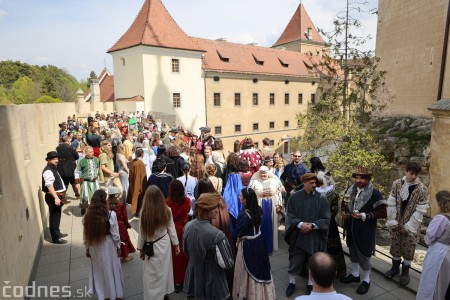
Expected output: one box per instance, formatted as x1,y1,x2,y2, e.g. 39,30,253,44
294,155,302,158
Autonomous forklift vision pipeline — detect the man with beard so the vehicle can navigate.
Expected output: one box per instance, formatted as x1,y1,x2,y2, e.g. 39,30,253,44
340,166,387,295
384,161,429,285
281,150,309,196
42,151,68,244
75,146,100,215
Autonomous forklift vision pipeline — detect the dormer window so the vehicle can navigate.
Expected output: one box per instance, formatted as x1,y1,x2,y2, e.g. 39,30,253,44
278,58,289,68
252,54,264,66
217,50,229,63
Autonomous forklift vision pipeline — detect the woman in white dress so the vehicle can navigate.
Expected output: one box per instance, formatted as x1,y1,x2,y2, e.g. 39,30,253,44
138,186,180,300
177,163,198,216
83,189,124,300
417,190,450,299
249,166,282,254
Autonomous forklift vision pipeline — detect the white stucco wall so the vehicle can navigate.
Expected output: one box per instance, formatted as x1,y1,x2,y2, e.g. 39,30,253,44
111,46,206,132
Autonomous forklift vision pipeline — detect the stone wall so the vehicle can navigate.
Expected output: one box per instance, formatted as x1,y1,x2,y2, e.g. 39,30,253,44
428,100,450,215
0,103,111,293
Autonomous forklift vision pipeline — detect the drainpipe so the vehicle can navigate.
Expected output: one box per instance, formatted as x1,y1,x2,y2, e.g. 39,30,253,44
437,0,450,100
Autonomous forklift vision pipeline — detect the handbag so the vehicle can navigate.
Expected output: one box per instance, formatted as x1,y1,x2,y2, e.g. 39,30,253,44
143,233,166,260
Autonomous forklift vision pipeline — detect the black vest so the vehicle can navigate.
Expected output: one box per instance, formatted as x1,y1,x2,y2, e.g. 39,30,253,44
42,165,65,193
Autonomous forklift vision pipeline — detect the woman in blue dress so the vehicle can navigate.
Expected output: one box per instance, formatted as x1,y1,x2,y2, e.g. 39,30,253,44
233,187,275,299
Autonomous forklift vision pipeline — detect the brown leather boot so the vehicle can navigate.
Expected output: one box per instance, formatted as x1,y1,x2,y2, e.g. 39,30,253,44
399,263,410,285
384,259,401,278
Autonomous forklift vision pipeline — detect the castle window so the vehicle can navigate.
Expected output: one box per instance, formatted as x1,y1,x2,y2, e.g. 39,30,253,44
172,59,180,72
215,126,222,135
270,93,275,105
253,93,259,106
285,93,290,105
252,54,264,66
235,124,241,133
214,93,221,107
278,58,289,68
173,93,181,108
217,50,230,63
311,93,316,104
298,93,303,104
235,93,241,106
269,121,275,129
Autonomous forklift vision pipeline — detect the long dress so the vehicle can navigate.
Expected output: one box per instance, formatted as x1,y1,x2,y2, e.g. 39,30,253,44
116,153,129,203
84,211,124,300
177,175,198,215
417,214,450,299
183,218,234,300
114,201,136,258
137,208,179,300
126,159,147,215
165,197,191,286
250,176,280,254
233,210,276,300
222,172,243,246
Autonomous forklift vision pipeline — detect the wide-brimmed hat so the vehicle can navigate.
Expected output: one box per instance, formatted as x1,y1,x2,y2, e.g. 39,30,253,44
352,166,372,178
301,173,322,186
169,127,178,133
45,151,59,160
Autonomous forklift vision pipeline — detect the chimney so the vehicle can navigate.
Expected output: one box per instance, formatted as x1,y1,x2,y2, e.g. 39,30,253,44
90,79,100,103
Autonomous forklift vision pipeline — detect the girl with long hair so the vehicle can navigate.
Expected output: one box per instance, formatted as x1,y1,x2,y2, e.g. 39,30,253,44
188,148,205,180
233,187,275,299
177,163,197,216
138,186,180,300
83,189,124,299
165,180,191,293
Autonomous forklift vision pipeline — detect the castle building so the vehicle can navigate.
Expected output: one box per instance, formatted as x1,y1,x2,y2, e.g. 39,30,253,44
107,0,327,152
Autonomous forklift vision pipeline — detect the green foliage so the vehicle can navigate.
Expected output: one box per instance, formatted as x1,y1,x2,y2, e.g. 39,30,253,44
298,1,390,193
10,76,41,104
34,95,63,103
0,60,83,104
0,86,13,105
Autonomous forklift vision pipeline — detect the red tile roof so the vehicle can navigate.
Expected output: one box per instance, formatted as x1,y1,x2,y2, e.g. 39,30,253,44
84,69,115,103
108,0,202,53
273,3,325,47
193,38,324,78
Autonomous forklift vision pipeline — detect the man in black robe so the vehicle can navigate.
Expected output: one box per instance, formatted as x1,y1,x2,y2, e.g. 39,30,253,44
340,166,387,295
285,173,330,297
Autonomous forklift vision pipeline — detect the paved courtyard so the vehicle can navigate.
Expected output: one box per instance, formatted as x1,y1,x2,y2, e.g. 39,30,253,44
32,191,419,300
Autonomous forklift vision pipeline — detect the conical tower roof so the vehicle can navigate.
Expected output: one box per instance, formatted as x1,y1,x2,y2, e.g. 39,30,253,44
108,0,201,53
273,3,325,47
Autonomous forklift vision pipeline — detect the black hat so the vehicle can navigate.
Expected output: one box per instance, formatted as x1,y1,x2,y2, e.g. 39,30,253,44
45,151,59,160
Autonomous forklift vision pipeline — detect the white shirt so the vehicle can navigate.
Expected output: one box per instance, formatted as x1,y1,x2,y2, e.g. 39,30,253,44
295,291,352,300
43,170,66,192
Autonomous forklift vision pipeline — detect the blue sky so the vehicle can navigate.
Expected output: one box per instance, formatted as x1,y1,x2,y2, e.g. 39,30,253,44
0,0,378,81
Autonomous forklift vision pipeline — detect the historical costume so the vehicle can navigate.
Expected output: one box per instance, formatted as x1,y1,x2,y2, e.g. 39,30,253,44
126,157,147,216
340,167,387,295
233,209,276,299
222,172,243,245
285,173,330,297
42,151,67,244
137,210,178,300
76,155,100,208
165,195,191,289
249,167,282,254
183,194,234,300
385,162,429,285
316,171,346,278
56,140,79,196
84,209,124,299
109,187,136,261
417,214,450,299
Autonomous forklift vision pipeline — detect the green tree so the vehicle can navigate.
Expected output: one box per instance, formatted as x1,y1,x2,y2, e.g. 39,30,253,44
34,95,63,103
0,86,13,105
40,76,58,98
298,1,389,192
10,76,41,104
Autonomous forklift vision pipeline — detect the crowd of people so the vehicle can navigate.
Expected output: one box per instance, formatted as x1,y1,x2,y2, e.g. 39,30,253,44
39,111,450,300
